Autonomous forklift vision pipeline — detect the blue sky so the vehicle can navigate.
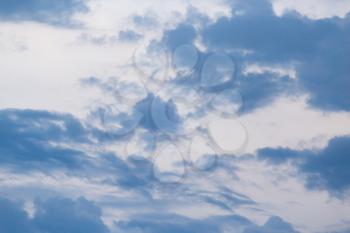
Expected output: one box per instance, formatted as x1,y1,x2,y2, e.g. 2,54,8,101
0,0,350,232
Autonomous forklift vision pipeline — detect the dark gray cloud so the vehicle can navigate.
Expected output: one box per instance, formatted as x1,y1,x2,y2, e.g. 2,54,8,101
0,0,87,26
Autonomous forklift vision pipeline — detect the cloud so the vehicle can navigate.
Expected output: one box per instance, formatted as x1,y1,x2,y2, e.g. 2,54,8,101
0,109,91,170
272,0,350,19
301,136,350,194
79,30,143,45
114,213,299,233
118,30,143,42
202,0,337,61
0,197,35,233
132,13,158,28
162,24,197,51
258,135,350,194
81,77,184,135
0,107,306,232
297,25,350,111
33,197,110,233
115,213,222,233
199,0,350,111
0,0,87,26
244,216,299,233
0,196,109,233
258,147,303,165
0,194,299,233
237,72,296,113
79,33,118,46
1,1,350,232
0,108,158,191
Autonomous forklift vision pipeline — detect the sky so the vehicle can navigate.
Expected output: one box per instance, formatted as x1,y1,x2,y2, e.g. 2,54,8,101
0,0,350,232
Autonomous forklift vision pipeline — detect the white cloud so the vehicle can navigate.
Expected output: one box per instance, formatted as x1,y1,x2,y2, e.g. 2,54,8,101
272,0,350,19
232,158,350,233
0,22,135,118
240,96,350,153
